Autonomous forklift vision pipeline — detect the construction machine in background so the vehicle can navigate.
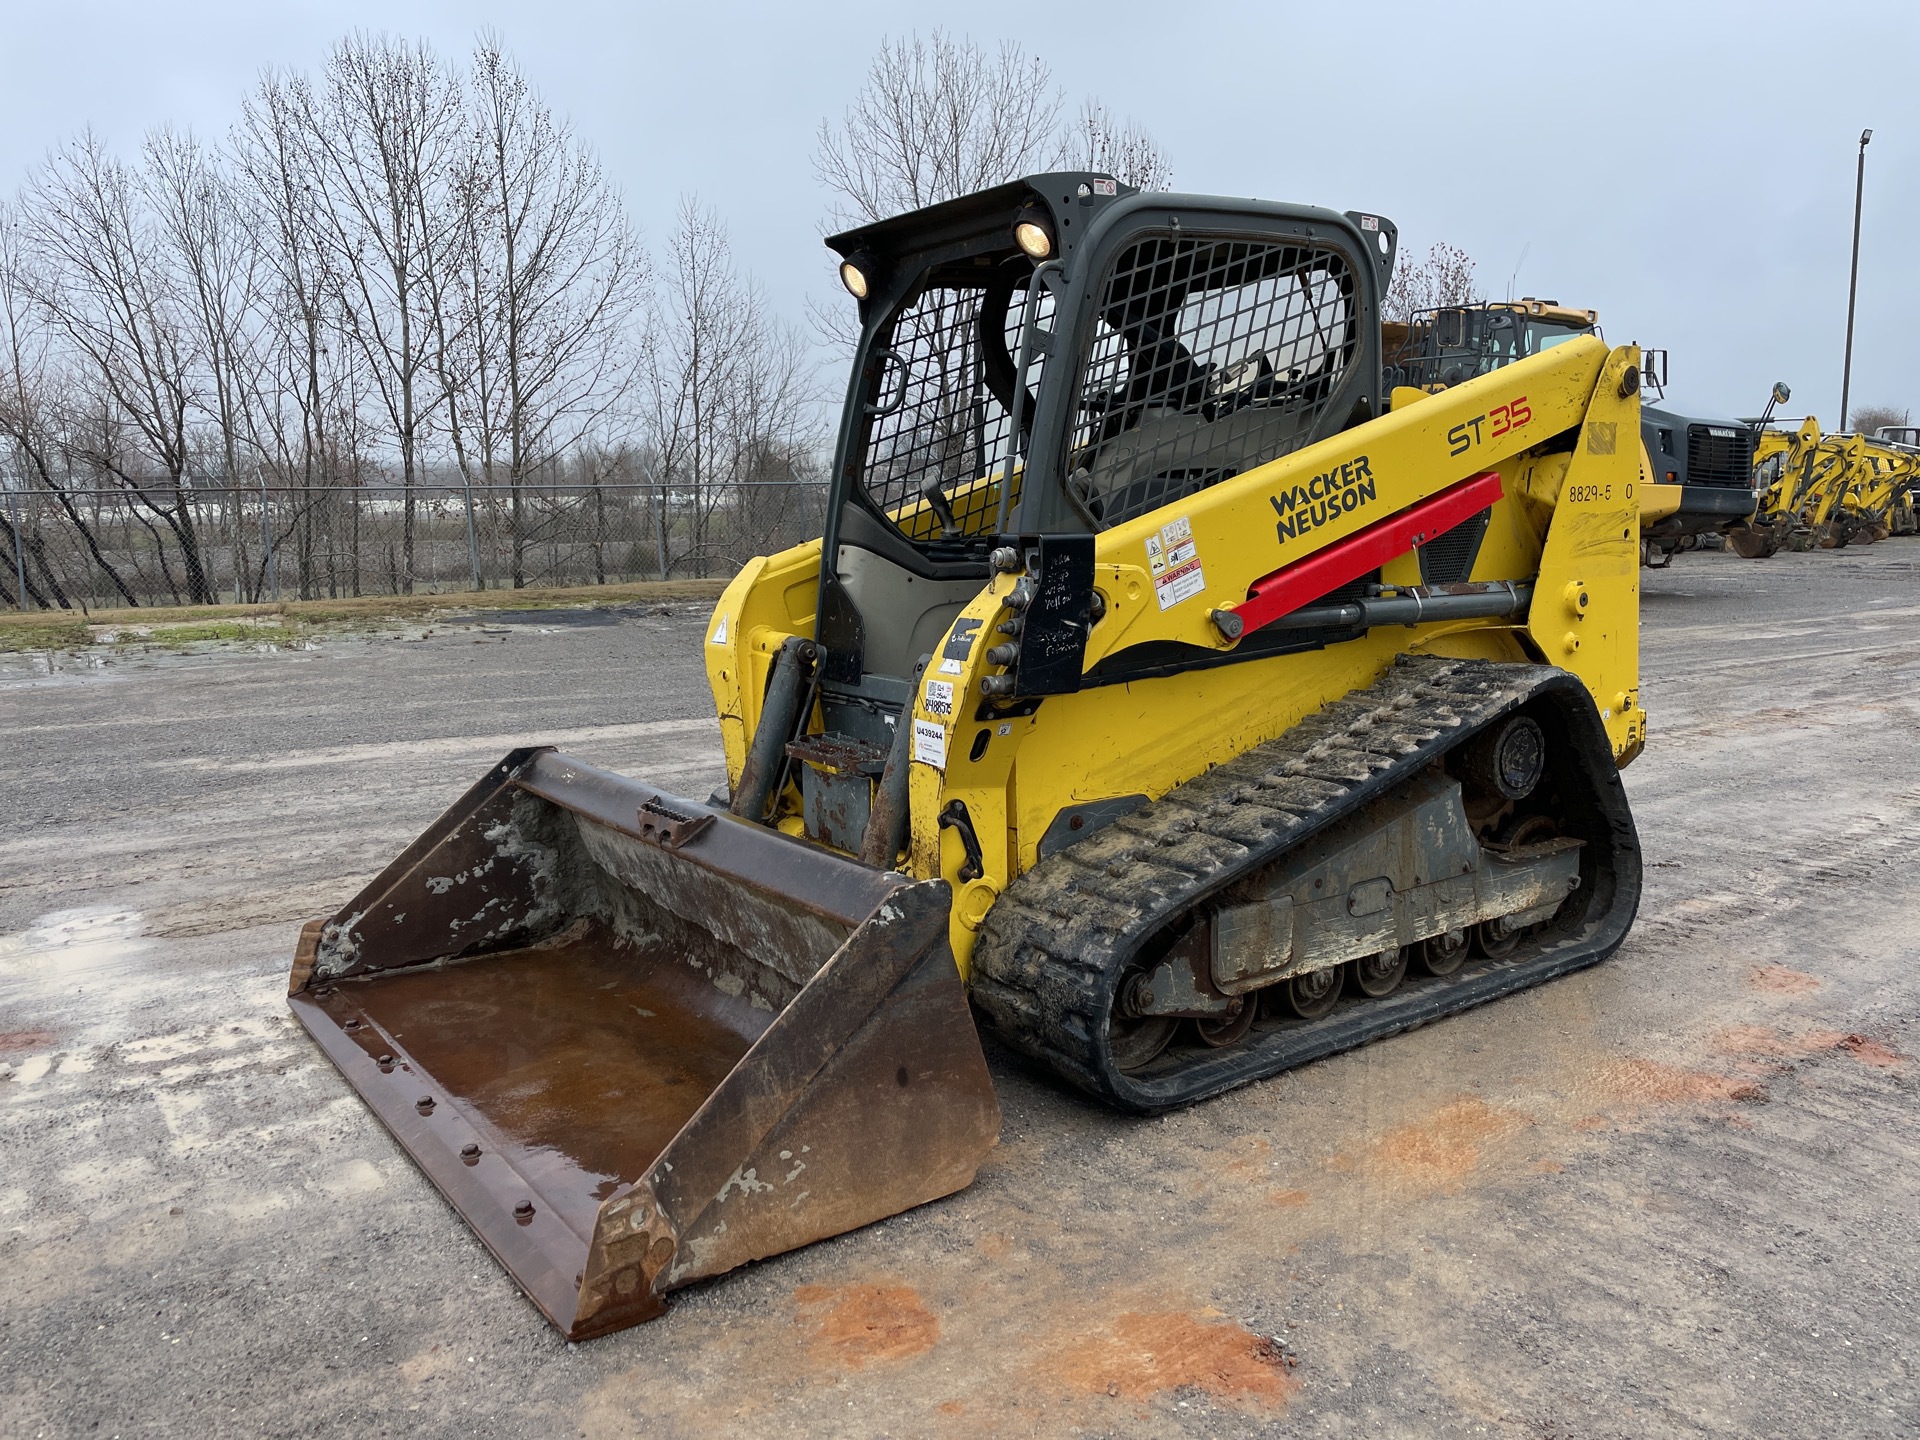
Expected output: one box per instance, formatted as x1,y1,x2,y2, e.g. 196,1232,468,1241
1732,416,1822,556
1734,424,1918,555
1875,427,1920,536
289,174,1647,1339
1385,302,1753,564
1634,398,1758,565
1383,297,1600,389
1830,436,1913,544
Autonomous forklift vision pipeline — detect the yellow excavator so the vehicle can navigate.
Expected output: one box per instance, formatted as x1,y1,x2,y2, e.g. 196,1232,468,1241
1838,436,1920,542
1876,428,1920,536
288,174,1646,1339
1731,416,1822,557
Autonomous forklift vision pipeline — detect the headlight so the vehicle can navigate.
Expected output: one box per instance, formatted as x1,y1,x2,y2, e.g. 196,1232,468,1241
839,259,870,300
1013,213,1054,260
1014,221,1053,259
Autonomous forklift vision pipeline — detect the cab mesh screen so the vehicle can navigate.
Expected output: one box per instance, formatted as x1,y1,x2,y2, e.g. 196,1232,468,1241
856,274,1048,544
1068,235,1356,527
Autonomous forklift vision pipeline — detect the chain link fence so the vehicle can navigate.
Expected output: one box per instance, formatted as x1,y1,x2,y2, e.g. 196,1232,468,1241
1,477,830,610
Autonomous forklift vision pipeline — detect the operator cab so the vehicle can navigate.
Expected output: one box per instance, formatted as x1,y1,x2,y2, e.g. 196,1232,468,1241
817,172,1395,686
786,174,1396,852
1385,299,1598,391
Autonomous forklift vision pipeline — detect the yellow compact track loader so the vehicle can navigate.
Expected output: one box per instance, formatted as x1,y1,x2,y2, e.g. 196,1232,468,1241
290,174,1647,1339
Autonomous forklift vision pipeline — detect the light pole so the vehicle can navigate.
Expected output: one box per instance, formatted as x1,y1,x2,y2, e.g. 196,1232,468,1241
1840,127,1871,431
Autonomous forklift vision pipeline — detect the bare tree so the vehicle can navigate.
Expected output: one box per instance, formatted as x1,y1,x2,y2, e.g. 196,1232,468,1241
0,201,143,608
1383,242,1480,324
1063,99,1173,191
297,34,467,593
810,35,1176,359
1849,403,1910,437
643,199,818,576
437,36,647,588
144,127,265,598
814,32,1066,226
236,72,352,599
21,131,218,602
2,29,837,608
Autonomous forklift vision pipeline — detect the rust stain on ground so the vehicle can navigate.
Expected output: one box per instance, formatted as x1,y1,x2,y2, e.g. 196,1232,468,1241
1221,1136,1273,1180
1711,1025,1906,1069
1365,1096,1534,1194
1749,964,1822,994
1712,1024,1847,1058
792,1282,939,1370
0,1029,57,1053
936,1400,966,1416
1038,1310,1298,1411
1837,1034,1907,1068
1269,1188,1312,1207
1600,1058,1767,1106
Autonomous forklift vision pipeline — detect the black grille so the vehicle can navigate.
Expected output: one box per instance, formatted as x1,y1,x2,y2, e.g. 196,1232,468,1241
1419,507,1489,585
1066,235,1357,526
854,265,1048,547
1686,424,1754,488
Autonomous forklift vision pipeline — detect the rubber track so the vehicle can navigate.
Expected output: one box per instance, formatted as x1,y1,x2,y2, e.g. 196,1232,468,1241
970,655,1640,1112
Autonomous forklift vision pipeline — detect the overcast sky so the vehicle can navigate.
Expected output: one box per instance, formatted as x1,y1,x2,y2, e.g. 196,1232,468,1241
4,0,1914,423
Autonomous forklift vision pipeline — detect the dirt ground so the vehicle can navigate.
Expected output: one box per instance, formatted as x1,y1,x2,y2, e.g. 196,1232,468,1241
3,552,1917,1439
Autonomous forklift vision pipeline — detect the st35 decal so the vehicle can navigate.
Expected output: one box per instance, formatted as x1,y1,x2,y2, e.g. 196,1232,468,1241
1447,395,1532,457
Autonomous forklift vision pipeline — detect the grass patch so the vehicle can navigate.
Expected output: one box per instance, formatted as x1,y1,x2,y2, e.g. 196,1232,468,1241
126,621,305,649
0,619,92,652
0,577,727,652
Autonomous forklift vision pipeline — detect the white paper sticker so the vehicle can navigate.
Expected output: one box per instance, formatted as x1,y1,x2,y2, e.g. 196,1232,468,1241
709,614,729,645
923,679,954,718
912,719,947,769
1151,514,1205,610
937,656,965,676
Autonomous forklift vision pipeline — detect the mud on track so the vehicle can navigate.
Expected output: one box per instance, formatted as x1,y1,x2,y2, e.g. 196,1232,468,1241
2,554,1917,1438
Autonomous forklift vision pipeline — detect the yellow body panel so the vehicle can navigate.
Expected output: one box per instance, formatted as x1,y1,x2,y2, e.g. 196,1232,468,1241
705,540,823,781
1639,481,1684,524
705,340,1643,978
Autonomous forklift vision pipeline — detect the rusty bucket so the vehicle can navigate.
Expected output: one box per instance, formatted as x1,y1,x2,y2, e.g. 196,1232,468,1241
288,748,999,1340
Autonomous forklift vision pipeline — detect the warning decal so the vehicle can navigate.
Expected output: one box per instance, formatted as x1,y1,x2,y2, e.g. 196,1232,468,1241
1148,514,1206,611
912,719,947,769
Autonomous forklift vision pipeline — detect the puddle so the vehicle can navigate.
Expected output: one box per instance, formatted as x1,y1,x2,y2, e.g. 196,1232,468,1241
0,907,151,988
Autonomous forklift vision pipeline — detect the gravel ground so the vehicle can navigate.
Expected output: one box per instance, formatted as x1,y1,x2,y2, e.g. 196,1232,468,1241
2,553,1917,1439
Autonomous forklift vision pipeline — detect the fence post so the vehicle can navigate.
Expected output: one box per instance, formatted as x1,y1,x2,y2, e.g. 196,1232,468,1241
460,475,482,592
642,459,668,581
258,474,278,602
9,483,24,611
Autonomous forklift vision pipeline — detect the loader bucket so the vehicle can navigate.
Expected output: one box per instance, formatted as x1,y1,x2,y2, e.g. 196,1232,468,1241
287,747,999,1340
